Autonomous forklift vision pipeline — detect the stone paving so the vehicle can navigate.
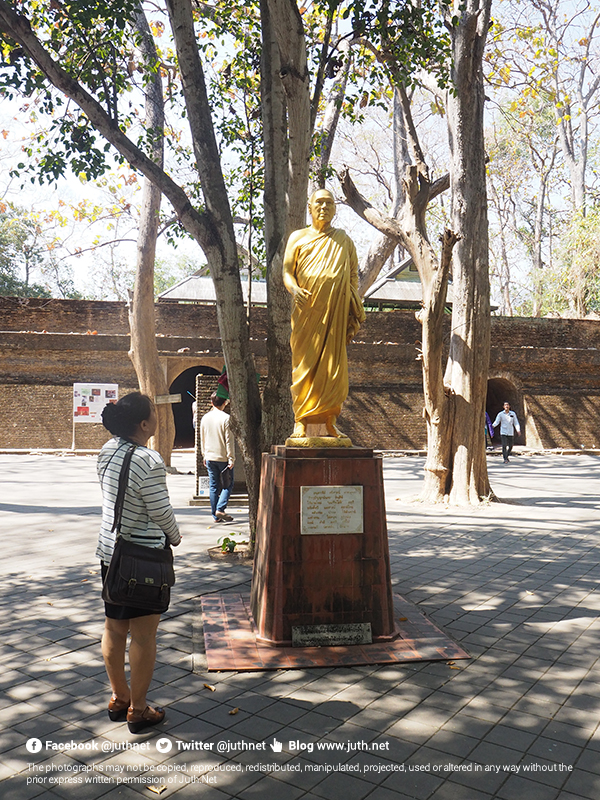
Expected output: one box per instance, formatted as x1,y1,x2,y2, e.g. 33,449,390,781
1,450,600,800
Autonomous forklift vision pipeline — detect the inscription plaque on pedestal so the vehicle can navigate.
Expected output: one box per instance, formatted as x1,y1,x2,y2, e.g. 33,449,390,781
292,622,372,648
300,485,363,535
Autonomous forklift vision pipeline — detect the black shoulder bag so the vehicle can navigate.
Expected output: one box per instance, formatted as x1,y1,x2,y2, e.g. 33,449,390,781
102,445,175,614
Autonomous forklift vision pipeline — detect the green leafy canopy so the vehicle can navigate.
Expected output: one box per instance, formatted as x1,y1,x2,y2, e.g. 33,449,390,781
0,0,141,183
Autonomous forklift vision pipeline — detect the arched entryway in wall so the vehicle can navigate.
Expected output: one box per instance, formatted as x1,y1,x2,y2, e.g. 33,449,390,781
169,365,220,448
486,378,525,445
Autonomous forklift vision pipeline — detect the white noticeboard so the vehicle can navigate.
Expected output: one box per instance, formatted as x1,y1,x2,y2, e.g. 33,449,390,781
300,485,364,535
73,383,119,424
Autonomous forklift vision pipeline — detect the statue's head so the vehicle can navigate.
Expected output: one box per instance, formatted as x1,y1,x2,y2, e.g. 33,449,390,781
308,189,336,228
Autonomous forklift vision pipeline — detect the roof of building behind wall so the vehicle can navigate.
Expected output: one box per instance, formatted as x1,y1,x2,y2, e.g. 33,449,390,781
158,257,455,310
158,275,268,305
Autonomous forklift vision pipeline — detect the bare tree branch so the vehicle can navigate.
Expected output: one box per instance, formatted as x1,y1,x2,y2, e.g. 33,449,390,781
338,166,405,243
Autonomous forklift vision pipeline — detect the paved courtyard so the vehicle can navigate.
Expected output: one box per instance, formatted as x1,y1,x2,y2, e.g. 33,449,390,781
1,451,600,800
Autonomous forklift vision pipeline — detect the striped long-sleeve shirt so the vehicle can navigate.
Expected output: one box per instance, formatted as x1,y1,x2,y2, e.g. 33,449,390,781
96,437,181,565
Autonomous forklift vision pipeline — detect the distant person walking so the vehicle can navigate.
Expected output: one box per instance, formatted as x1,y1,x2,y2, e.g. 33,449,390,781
200,392,235,522
493,402,521,463
485,411,494,449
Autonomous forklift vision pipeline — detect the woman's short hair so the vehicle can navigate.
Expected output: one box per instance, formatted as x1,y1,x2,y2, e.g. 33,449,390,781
102,392,153,438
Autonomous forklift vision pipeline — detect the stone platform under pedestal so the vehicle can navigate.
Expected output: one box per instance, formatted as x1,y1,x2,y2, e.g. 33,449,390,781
250,446,397,647
200,592,470,671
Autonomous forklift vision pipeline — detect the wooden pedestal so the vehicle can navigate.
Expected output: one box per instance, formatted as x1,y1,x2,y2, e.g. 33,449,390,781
250,446,396,646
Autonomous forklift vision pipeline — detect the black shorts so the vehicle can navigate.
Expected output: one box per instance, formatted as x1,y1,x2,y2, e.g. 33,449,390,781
101,562,159,620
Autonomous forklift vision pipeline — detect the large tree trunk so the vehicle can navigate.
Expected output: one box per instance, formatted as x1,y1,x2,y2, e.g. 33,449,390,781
341,26,492,506
266,0,312,232
340,155,458,503
260,0,314,449
127,8,175,466
129,178,176,465
165,0,263,535
418,230,457,500
259,0,294,449
442,0,493,504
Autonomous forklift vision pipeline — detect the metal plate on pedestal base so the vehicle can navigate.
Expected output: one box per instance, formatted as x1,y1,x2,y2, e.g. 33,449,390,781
198,593,470,672
292,622,372,647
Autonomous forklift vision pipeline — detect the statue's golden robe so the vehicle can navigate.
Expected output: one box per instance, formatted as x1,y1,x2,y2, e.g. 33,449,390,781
290,226,365,425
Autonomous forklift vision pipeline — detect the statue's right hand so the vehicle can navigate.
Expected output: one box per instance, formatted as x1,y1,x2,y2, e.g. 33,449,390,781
294,287,312,308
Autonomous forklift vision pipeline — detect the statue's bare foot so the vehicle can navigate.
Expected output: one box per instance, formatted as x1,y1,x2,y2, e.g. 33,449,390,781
290,421,306,438
325,416,343,438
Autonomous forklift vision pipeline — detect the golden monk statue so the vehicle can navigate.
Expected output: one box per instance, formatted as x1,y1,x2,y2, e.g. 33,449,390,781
283,189,365,445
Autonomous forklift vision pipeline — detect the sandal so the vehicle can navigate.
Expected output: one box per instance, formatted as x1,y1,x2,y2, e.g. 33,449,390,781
108,694,130,722
127,705,166,734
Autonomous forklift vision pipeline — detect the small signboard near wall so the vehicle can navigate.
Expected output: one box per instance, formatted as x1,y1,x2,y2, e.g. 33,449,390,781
73,383,118,424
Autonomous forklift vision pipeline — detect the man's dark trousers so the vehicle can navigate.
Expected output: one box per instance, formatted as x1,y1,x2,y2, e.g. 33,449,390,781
501,434,514,462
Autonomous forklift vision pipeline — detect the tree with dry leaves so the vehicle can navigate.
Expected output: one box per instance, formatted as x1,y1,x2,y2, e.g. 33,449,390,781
342,0,494,503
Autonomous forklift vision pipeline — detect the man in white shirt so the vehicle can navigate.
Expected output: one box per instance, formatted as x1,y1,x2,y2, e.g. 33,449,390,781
492,402,521,464
200,392,235,522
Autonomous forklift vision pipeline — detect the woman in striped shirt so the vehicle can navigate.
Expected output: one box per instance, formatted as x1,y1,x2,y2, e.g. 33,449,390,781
98,393,181,734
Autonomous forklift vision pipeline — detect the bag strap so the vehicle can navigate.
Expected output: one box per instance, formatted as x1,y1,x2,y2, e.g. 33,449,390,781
111,444,137,534
99,439,128,484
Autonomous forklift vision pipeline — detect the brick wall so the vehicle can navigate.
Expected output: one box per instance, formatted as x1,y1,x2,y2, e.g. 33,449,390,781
339,388,425,450
0,384,136,449
2,297,600,451
0,296,251,339
524,393,600,450
3,296,599,349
